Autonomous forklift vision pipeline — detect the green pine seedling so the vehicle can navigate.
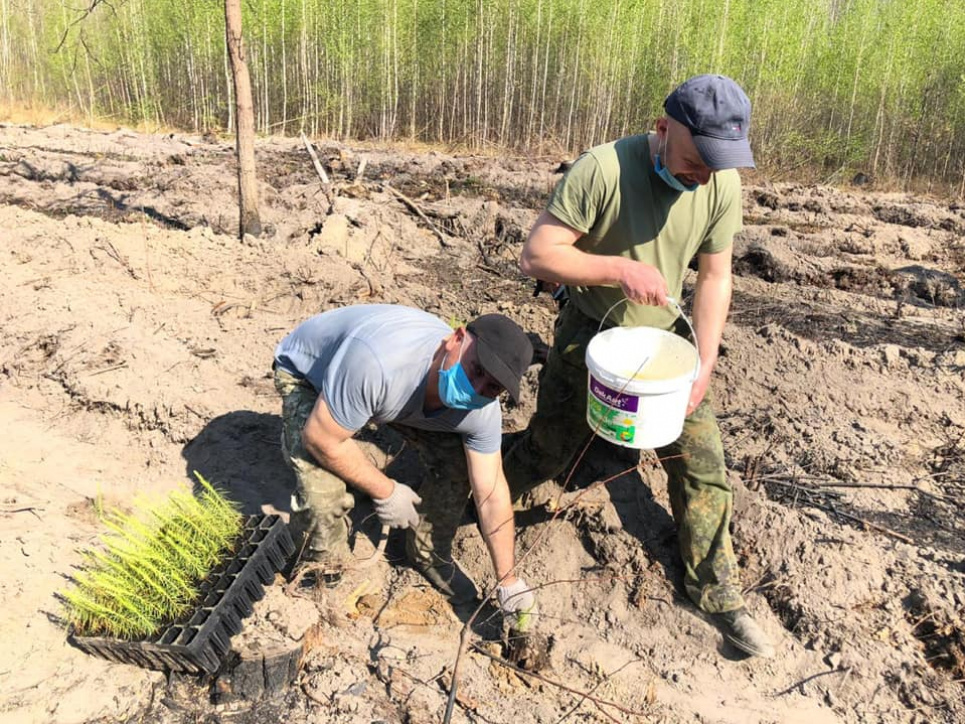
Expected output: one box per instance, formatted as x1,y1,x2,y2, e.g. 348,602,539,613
61,472,243,639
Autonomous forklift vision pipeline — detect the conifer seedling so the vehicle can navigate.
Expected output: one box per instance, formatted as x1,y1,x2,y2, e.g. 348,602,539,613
61,472,243,640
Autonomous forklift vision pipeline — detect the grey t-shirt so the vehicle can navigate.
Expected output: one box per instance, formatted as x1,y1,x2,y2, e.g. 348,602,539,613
274,305,502,454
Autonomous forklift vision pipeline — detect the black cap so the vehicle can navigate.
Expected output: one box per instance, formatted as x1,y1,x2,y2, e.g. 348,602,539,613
466,314,533,403
663,74,755,170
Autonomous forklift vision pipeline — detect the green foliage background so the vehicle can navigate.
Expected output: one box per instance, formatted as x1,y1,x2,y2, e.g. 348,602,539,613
2,0,965,189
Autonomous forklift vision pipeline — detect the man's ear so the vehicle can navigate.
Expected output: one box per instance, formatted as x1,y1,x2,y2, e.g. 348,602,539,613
655,116,670,139
443,326,466,354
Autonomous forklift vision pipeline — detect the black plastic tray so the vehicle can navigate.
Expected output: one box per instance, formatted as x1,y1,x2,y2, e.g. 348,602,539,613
69,514,295,674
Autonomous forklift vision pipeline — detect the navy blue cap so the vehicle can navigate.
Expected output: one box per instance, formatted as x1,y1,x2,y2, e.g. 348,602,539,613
663,75,755,170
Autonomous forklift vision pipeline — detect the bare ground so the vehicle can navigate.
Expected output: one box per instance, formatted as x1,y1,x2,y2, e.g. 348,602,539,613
1,123,964,724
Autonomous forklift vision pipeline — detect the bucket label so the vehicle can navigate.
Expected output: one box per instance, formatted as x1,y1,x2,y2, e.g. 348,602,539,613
587,396,636,444
589,377,639,412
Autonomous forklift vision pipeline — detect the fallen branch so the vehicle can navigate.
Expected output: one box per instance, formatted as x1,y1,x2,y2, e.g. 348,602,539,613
764,478,918,543
300,132,333,214
300,132,330,184
470,644,649,721
816,504,914,544
0,506,43,515
809,481,948,503
383,184,452,248
354,157,368,184
555,658,643,724
775,667,852,697
84,362,129,377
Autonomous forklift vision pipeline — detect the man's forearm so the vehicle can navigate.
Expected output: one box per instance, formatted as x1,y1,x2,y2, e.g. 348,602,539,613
473,481,518,584
303,435,395,500
521,242,628,288
691,271,732,375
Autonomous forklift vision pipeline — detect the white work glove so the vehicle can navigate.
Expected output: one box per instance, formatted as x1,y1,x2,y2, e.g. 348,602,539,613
497,578,539,633
372,480,422,529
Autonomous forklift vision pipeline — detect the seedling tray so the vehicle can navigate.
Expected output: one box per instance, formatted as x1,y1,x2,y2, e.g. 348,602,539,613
69,514,294,674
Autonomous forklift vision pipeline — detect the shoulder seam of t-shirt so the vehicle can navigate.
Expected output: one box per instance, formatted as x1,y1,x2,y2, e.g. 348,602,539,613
548,153,606,234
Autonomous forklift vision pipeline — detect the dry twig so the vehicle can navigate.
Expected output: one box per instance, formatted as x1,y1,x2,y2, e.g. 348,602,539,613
300,132,330,184
383,184,452,248
471,644,648,721
815,505,914,544
809,480,947,503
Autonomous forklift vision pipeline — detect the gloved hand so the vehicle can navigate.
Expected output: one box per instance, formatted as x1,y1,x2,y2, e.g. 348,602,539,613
497,578,539,633
372,480,422,529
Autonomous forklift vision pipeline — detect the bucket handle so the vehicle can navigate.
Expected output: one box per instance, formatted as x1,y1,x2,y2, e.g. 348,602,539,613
597,296,701,383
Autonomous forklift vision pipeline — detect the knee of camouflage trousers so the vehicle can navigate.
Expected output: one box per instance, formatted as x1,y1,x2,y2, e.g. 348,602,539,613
288,456,354,559
274,365,354,560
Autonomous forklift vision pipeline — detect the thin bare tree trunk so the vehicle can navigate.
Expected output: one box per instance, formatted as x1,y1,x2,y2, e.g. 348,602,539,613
280,0,287,134
0,0,11,102
224,0,261,238
223,24,234,133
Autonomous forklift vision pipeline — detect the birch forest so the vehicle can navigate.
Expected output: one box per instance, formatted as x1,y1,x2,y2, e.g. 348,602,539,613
2,0,965,188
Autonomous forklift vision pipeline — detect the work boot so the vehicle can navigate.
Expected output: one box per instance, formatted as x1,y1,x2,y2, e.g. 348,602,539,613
713,608,775,658
405,530,479,605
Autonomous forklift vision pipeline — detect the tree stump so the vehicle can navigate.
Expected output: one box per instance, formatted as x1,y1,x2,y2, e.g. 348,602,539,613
212,638,305,703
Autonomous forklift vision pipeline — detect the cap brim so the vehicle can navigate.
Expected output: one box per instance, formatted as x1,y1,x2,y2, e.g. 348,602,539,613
693,135,756,170
474,339,521,403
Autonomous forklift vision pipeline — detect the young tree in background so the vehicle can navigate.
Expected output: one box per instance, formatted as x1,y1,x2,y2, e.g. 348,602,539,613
224,0,260,239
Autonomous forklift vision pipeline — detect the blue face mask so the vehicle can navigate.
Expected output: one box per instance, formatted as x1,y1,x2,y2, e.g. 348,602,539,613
438,340,494,410
654,138,698,193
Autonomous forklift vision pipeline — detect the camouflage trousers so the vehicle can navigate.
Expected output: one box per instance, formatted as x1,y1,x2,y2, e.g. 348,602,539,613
273,366,471,569
502,303,743,613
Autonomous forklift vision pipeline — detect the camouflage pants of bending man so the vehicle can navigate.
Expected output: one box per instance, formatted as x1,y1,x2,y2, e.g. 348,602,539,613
502,303,744,614
273,366,471,569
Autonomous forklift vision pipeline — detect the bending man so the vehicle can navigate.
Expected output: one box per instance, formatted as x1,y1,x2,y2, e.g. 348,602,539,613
274,304,536,627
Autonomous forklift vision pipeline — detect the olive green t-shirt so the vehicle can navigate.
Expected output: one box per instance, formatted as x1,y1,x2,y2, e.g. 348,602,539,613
546,133,743,330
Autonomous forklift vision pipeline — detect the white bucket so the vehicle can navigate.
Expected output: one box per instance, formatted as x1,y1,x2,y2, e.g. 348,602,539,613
585,312,699,450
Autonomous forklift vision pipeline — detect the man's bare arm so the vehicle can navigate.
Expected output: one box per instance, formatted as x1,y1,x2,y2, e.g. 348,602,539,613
520,210,669,305
687,247,733,413
465,448,518,585
302,396,395,500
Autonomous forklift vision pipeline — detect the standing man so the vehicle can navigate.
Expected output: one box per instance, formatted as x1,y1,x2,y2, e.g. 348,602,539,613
274,304,537,629
503,75,773,657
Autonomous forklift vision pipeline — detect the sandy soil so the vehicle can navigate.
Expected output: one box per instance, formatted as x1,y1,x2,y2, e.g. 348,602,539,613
1,122,964,724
